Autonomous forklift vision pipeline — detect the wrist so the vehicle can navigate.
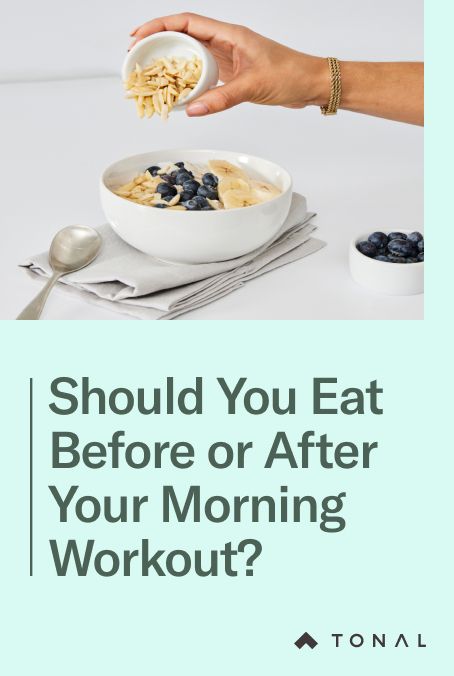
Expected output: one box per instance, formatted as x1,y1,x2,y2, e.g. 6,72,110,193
300,55,332,108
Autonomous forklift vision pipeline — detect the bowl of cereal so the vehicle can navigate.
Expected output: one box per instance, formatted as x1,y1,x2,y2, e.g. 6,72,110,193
122,32,219,119
100,149,293,263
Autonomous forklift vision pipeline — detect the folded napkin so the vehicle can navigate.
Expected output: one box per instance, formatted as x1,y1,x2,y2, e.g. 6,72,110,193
20,193,325,319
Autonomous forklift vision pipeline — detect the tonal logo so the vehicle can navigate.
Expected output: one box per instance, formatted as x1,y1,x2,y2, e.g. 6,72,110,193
294,632,427,650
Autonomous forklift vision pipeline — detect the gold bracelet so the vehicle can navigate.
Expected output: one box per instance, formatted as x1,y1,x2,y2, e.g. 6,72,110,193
320,57,342,116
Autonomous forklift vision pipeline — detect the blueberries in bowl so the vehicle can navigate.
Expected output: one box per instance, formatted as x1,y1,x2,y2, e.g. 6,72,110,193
182,179,201,195
368,231,388,248
182,195,210,211
388,231,408,240
156,183,177,197
357,231,424,264
357,241,378,258
198,185,218,199
180,191,195,202
193,195,209,208
146,165,161,176
388,238,415,257
160,174,176,185
387,255,407,263
175,171,193,185
183,199,200,211
407,231,424,244
202,172,219,188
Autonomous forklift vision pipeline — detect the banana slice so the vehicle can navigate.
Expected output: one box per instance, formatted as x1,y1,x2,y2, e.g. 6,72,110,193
217,177,250,200
222,189,262,210
250,180,281,202
208,159,249,181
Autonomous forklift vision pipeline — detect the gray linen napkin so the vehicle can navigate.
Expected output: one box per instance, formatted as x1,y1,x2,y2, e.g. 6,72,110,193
20,193,325,319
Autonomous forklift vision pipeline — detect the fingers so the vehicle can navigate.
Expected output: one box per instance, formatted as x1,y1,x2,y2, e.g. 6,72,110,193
186,78,250,116
129,12,230,49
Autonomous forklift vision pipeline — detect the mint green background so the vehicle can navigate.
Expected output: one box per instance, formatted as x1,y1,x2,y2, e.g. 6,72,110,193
1,318,452,674
1,6,452,673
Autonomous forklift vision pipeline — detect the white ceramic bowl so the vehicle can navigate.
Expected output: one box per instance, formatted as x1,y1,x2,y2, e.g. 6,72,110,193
100,150,293,264
349,230,424,296
122,32,219,109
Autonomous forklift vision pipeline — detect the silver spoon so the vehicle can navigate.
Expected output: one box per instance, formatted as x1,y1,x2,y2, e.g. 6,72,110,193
17,225,102,320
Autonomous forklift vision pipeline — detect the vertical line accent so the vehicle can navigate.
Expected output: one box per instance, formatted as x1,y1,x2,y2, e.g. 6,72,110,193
29,378,33,576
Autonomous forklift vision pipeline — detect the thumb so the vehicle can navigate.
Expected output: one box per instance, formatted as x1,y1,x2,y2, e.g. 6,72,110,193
186,78,250,117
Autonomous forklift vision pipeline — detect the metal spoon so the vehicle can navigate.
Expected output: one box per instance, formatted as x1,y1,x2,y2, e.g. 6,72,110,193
17,225,102,320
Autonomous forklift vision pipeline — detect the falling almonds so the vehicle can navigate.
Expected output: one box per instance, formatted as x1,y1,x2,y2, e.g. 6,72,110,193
124,56,203,121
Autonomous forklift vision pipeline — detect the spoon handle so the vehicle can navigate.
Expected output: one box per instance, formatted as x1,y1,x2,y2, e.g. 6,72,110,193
17,272,63,320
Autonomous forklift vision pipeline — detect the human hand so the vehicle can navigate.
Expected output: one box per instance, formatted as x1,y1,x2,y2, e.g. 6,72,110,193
129,13,329,116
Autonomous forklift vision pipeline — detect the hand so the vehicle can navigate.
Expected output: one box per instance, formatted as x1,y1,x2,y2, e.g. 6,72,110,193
129,13,328,116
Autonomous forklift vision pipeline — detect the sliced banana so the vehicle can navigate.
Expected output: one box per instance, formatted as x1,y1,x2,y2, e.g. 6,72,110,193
250,180,281,202
222,189,262,209
217,177,250,200
208,159,249,181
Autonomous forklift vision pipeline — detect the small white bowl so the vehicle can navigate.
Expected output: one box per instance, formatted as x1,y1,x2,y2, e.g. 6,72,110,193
122,32,219,109
100,149,293,264
349,230,424,296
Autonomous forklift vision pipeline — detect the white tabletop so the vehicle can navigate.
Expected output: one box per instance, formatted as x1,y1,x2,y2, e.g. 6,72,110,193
0,76,423,320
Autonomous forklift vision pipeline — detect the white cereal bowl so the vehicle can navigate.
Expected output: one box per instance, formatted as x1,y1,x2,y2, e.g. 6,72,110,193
100,150,293,264
349,230,424,296
122,32,219,108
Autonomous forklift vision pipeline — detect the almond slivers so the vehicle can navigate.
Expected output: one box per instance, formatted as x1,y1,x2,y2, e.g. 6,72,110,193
124,55,202,121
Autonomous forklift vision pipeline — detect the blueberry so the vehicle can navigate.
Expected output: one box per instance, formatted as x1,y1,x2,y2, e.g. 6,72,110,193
407,231,423,244
201,205,214,210
374,255,390,262
182,179,201,194
417,252,424,262
418,239,424,252
163,194,177,202
180,191,195,201
175,171,193,185
161,174,176,185
357,241,378,258
202,172,219,188
170,170,178,178
198,185,218,199
183,199,201,211
388,231,407,241
368,231,388,248
175,161,185,168
146,165,161,177
156,183,177,197
154,203,168,209
387,255,407,263
405,257,419,263
388,238,414,257
193,195,208,208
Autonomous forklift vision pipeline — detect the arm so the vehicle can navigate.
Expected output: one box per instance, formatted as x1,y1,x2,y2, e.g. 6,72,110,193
329,61,424,125
130,13,424,126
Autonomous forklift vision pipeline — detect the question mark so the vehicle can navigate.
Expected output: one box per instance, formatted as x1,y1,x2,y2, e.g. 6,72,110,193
238,539,262,576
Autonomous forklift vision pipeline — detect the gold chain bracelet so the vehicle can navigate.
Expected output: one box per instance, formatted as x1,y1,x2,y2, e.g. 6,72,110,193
321,57,342,116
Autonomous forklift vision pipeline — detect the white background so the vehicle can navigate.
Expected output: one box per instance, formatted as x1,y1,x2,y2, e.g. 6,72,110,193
0,0,423,81
0,0,424,319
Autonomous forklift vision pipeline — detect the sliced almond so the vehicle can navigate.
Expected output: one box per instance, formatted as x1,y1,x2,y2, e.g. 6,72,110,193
124,56,202,121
